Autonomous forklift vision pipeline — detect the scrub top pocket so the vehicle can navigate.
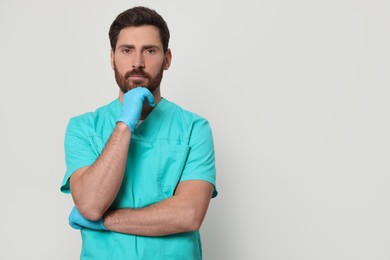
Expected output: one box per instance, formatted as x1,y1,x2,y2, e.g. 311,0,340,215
158,143,190,199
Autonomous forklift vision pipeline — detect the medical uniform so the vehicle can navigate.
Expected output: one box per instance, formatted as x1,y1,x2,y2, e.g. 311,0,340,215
61,98,217,260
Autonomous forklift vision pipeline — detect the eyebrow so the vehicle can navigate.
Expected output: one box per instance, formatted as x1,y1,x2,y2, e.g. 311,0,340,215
143,45,160,50
117,44,161,50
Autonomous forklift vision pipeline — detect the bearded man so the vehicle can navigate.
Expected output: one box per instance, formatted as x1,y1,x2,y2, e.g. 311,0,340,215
60,6,217,260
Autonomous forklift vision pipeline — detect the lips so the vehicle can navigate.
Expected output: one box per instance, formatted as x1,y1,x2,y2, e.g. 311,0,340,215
127,71,149,81
129,75,146,79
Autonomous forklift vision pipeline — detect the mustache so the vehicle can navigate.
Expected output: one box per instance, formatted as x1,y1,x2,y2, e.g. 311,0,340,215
125,69,150,79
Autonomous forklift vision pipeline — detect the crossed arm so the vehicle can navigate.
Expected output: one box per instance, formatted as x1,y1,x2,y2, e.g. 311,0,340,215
70,123,130,221
103,180,213,236
69,122,214,236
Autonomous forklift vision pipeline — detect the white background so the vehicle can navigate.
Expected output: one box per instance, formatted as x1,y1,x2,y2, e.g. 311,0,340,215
1,0,389,259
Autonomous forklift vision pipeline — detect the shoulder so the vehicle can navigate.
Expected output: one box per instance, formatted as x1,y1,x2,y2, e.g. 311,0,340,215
70,99,118,124
162,99,211,128
66,99,120,137
158,99,213,142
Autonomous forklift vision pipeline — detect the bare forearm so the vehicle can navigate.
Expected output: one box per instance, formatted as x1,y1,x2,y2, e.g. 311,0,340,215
103,181,213,236
70,123,131,220
104,199,196,236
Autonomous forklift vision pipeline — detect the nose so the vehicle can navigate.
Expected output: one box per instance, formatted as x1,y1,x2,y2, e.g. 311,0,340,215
132,52,145,69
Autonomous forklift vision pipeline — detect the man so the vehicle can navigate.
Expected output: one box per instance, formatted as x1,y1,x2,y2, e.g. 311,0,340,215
60,6,217,260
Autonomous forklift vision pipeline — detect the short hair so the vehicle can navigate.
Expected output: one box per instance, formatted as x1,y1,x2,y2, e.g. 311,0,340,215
109,6,170,53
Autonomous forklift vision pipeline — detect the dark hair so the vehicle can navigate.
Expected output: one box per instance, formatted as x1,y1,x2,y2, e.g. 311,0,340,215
109,6,170,53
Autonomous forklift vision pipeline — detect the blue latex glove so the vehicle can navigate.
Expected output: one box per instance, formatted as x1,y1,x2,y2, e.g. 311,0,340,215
117,87,155,132
68,206,107,231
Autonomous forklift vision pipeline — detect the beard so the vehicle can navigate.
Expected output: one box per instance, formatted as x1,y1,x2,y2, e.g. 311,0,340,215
114,62,164,94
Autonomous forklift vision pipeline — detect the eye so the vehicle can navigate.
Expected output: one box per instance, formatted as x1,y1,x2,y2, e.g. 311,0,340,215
120,47,134,55
145,48,156,55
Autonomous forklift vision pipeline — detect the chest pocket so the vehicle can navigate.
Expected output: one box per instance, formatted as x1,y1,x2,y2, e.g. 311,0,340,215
158,143,190,199
106,140,190,209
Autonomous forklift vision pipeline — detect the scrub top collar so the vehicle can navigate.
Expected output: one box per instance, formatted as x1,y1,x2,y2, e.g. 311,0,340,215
115,97,170,141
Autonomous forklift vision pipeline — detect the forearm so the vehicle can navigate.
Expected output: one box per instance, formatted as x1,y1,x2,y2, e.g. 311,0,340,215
70,123,131,220
103,181,213,236
104,199,196,236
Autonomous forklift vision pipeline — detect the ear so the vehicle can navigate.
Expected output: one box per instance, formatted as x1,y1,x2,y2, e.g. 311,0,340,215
110,49,115,70
163,49,172,70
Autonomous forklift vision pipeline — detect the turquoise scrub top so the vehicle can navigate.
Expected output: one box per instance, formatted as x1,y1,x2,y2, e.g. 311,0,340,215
61,98,217,260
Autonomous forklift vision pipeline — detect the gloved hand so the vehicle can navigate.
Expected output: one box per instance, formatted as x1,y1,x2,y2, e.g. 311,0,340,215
117,87,155,132
68,206,107,231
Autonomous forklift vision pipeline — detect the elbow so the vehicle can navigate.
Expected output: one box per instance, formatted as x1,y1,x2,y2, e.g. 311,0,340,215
83,210,104,222
182,208,205,232
186,220,202,232
75,204,105,221
71,192,106,221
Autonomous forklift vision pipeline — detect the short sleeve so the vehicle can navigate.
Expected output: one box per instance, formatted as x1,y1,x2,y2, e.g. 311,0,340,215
60,117,97,194
180,119,218,198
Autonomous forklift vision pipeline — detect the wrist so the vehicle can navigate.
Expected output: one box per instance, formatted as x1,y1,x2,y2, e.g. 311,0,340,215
116,121,133,134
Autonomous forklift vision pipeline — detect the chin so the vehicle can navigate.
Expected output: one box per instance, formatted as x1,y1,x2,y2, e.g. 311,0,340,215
126,84,143,92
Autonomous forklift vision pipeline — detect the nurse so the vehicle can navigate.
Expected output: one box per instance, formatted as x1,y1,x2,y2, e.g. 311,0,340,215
61,6,217,260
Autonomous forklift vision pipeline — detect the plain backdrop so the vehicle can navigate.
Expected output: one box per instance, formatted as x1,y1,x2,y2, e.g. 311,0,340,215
1,0,390,259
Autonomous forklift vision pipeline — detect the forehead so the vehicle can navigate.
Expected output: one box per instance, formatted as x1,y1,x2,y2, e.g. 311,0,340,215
117,25,162,46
